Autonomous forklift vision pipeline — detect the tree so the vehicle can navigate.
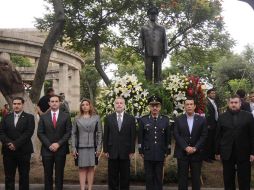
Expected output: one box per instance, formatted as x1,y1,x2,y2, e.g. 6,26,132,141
36,0,232,86
169,46,232,82
212,52,254,105
30,0,65,103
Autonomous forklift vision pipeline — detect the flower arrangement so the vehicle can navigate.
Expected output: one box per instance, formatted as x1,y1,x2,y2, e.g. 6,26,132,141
97,74,149,117
163,74,206,116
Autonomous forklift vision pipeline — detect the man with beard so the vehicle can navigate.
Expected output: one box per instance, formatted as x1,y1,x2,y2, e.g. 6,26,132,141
215,95,254,190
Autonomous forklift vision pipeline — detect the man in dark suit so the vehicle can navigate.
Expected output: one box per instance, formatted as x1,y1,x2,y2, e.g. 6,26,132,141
138,95,171,190
204,89,219,162
103,96,136,190
236,89,251,112
215,95,254,190
139,6,168,83
37,95,71,190
0,97,35,190
174,97,207,190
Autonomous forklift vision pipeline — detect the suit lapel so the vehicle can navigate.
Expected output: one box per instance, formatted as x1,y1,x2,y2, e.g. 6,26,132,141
120,113,127,131
56,111,62,129
46,112,55,130
15,112,25,129
112,113,119,132
190,115,199,135
183,114,191,135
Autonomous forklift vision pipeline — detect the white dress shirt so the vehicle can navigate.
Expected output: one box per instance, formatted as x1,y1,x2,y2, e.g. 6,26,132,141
51,109,59,121
186,113,194,134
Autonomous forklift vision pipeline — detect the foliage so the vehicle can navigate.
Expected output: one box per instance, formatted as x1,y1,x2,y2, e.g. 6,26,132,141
97,74,149,117
35,0,233,86
228,79,252,95
10,54,33,67
163,74,206,116
169,47,232,82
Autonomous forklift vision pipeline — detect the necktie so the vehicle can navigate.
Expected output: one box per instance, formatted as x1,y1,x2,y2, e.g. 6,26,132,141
14,114,19,127
52,112,57,128
117,114,122,131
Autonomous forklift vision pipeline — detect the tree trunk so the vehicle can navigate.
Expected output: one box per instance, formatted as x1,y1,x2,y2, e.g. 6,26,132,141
0,57,40,158
239,0,254,10
30,0,65,103
94,40,111,86
86,81,94,103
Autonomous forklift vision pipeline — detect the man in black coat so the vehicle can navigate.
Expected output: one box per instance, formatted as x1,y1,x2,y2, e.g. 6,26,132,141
204,89,219,162
215,95,254,190
138,95,171,190
174,97,207,190
236,89,251,112
103,97,136,190
37,95,71,190
0,97,35,190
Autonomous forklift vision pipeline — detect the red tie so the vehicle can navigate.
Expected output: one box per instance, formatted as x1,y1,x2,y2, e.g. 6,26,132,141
53,112,57,128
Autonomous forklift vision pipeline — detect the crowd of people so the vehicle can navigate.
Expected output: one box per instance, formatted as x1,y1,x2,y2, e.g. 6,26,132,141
0,88,254,190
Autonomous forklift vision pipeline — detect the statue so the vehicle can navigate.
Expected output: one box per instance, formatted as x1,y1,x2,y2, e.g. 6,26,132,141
139,6,168,84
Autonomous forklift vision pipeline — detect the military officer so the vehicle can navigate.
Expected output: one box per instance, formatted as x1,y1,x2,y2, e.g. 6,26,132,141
138,95,171,190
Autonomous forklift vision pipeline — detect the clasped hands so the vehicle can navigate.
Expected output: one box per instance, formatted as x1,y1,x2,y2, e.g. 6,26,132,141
185,146,197,155
49,143,60,152
7,143,16,151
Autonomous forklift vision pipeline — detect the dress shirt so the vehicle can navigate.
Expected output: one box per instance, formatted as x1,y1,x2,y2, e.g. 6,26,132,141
208,97,219,121
51,109,59,121
186,113,194,134
116,112,124,121
250,102,254,112
14,111,23,127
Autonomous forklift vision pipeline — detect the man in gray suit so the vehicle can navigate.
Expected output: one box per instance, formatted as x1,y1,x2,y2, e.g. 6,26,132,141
37,95,71,190
139,6,168,83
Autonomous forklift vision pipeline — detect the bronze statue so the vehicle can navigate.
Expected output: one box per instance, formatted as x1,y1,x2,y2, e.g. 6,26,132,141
139,7,168,83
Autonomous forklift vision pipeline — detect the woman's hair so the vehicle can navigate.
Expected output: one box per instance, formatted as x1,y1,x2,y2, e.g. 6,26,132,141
79,98,96,116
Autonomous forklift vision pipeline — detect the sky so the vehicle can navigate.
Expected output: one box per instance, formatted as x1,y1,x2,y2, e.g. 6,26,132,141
0,0,254,53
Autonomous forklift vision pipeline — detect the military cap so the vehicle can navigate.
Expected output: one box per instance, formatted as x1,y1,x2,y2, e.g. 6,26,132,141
147,6,159,15
148,95,162,105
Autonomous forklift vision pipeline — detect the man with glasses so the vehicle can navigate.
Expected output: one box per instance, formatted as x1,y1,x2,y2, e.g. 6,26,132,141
215,94,254,190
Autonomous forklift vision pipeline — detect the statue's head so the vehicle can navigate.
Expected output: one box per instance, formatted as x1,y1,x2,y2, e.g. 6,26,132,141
147,6,159,22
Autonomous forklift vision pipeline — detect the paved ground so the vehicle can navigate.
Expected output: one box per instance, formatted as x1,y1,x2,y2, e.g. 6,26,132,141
0,184,227,190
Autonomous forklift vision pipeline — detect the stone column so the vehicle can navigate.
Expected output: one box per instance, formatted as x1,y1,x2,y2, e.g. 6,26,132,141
58,64,69,99
70,69,80,111
0,52,10,60
52,79,59,95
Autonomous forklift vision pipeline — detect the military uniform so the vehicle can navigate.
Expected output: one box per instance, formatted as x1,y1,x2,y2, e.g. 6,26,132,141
138,114,171,190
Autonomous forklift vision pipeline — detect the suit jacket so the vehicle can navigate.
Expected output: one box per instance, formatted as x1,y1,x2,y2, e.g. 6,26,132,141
215,110,254,161
71,115,103,152
103,112,136,160
37,110,71,156
206,98,218,129
0,112,35,155
174,114,207,161
139,22,168,57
